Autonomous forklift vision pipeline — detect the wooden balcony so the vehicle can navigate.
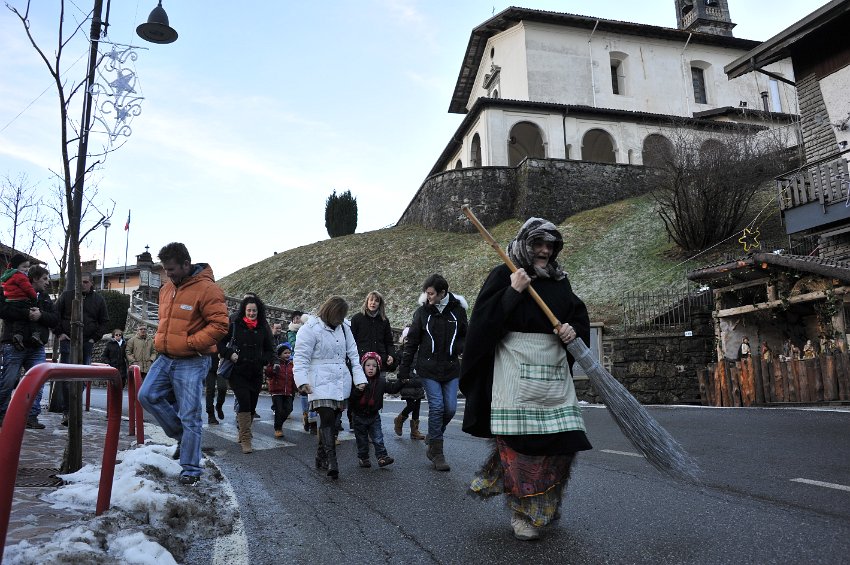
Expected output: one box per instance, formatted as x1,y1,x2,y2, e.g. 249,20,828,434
777,152,850,234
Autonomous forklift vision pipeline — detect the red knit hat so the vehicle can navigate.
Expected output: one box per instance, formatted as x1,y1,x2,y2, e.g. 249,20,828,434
360,351,382,370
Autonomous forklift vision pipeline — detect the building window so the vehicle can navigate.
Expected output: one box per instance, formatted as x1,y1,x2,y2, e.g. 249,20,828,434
470,133,482,167
768,78,782,112
455,159,463,169
610,53,627,96
691,66,707,104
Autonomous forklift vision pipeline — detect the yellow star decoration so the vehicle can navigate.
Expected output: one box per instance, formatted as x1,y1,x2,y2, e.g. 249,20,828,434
738,227,761,253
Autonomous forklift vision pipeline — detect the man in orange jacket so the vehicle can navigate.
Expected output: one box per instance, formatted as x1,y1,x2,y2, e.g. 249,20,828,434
138,242,228,485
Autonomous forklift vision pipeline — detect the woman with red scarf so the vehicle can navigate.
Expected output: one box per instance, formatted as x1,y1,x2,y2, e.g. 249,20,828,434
218,295,274,453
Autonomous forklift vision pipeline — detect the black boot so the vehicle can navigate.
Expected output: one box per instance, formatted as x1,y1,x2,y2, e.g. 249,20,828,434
320,426,338,480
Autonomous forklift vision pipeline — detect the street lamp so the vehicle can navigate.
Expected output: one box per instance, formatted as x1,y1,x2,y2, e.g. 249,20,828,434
136,1,178,44
100,219,111,289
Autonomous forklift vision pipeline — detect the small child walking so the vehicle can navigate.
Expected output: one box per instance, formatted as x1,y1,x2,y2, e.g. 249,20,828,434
0,254,42,350
349,352,402,468
265,342,296,439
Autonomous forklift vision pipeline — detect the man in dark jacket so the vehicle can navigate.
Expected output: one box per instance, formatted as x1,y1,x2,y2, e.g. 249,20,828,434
55,272,110,422
398,273,467,472
0,265,59,429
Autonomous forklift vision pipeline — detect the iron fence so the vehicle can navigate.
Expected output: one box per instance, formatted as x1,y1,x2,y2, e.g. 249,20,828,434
623,285,713,334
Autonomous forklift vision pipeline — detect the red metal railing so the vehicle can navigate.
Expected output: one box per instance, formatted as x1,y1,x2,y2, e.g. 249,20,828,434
0,364,122,557
126,365,144,444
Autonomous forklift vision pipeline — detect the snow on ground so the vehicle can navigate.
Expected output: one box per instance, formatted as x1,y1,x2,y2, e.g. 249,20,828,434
3,443,237,564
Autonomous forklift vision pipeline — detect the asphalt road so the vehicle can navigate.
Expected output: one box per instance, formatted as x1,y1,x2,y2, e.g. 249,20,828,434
201,396,850,565
90,388,850,564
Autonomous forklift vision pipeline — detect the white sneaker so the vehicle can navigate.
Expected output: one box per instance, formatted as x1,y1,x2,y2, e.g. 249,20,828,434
511,513,540,541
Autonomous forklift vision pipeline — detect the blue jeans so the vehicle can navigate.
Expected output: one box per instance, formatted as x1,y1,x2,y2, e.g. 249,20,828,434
352,411,388,459
0,344,46,419
138,355,210,477
58,339,94,413
422,377,459,441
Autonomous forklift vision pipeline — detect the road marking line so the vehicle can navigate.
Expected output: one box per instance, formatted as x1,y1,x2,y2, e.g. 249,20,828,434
600,449,644,458
790,478,850,492
213,466,249,565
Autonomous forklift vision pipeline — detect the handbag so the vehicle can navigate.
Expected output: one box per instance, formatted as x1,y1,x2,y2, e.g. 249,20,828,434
216,324,237,378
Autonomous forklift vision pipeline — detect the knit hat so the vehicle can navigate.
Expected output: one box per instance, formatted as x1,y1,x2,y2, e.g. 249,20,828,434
9,254,28,269
360,351,382,371
276,342,292,356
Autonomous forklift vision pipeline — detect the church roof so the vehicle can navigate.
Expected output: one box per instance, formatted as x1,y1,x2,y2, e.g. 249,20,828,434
428,97,773,177
450,6,762,114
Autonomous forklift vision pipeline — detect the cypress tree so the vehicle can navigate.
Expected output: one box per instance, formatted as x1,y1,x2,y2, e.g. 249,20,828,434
325,189,358,238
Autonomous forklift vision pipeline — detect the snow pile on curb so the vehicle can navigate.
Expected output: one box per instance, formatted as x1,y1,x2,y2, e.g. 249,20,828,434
3,444,236,564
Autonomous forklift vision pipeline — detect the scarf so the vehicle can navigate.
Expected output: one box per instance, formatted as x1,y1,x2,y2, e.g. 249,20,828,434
243,317,258,329
505,217,566,280
358,371,379,410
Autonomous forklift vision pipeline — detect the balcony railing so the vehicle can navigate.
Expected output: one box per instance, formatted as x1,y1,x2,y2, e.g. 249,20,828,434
777,154,850,211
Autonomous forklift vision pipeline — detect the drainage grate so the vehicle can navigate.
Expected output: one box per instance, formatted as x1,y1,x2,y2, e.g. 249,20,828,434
16,467,64,487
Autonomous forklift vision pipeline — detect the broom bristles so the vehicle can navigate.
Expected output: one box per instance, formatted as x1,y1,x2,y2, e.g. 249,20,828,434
567,339,702,484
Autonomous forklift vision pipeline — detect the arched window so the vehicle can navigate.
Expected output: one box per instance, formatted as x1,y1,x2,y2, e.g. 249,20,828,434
642,134,674,168
581,129,616,163
699,139,725,164
508,121,545,167
470,133,482,167
455,159,463,169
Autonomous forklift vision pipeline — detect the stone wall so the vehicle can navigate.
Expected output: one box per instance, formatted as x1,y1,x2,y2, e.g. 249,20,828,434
574,313,716,405
796,73,839,162
399,158,659,232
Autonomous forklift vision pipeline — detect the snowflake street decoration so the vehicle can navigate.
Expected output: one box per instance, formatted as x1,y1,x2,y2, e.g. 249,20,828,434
89,43,145,144
738,227,761,253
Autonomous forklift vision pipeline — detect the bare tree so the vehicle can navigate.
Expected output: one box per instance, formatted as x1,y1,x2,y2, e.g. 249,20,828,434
7,0,115,473
643,122,794,251
0,173,51,254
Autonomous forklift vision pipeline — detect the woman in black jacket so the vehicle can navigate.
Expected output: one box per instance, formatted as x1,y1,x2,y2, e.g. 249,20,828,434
102,329,128,385
350,291,396,368
398,274,468,472
219,295,274,454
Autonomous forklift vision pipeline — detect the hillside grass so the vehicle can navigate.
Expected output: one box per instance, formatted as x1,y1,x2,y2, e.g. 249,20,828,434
220,185,786,329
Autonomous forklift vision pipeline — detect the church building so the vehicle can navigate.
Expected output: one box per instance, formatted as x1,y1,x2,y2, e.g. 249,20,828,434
398,1,800,232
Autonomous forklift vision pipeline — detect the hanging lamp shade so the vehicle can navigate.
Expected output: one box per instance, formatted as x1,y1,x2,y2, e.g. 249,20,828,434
136,1,178,44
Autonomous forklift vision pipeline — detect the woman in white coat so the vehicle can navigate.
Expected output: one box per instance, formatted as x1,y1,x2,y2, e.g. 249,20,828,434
294,296,367,480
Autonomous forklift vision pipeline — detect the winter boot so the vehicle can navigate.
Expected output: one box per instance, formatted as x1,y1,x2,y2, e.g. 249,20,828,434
410,419,425,440
320,426,339,480
393,412,407,436
426,438,450,471
302,411,310,432
208,413,219,425
216,404,225,421
308,421,318,435
237,412,253,454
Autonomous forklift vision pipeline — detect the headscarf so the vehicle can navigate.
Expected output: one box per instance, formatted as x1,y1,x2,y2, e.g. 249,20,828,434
505,217,566,280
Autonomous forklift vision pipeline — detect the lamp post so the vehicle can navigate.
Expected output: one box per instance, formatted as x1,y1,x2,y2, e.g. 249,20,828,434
100,219,111,289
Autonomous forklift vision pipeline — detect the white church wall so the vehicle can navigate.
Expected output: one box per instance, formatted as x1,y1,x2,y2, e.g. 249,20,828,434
476,21,797,119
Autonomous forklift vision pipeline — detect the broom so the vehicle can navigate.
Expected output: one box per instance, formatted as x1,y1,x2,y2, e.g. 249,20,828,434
461,205,701,484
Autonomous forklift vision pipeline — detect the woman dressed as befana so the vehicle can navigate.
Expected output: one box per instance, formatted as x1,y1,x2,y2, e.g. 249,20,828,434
460,217,592,541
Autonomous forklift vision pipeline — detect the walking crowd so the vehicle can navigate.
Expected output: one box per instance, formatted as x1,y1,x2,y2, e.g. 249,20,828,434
1,220,593,540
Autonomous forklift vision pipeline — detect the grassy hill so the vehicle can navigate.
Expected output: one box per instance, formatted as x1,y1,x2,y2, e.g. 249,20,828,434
219,187,786,329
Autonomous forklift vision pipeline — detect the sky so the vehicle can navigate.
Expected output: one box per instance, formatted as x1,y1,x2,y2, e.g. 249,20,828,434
0,0,830,279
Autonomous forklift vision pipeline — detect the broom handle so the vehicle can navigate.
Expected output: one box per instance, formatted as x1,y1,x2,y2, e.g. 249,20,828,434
461,205,562,329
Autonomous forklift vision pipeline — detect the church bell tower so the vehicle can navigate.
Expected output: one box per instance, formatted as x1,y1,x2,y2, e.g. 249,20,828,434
675,0,736,37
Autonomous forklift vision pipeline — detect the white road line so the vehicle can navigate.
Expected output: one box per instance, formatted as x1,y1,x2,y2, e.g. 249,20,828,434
213,465,249,565
600,449,644,458
790,478,850,492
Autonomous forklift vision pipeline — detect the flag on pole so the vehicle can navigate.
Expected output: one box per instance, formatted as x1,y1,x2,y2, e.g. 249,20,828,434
124,210,131,231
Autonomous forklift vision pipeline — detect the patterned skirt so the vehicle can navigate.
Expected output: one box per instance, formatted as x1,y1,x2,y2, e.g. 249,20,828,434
309,398,346,412
470,438,576,528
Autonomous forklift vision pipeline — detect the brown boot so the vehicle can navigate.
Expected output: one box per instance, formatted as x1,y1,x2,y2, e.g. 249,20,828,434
410,419,425,440
394,412,406,436
237,412,253,454
426,438,450,471
302,411,310,432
